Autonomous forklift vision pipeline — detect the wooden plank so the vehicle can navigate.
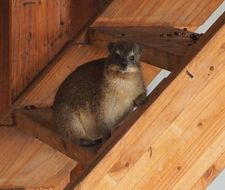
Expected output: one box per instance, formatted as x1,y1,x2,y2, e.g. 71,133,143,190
0,0,10,123
11,0,108,100
0,0,113,124
15,109,96,166
16,45,107,108
65,12,225,190
89,26,197,70
0,127,76,189
191,151,225,190
93,0,223,30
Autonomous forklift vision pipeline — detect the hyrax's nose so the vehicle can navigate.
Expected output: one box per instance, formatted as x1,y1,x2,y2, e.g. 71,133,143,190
120,61,128,70
121,61,127,66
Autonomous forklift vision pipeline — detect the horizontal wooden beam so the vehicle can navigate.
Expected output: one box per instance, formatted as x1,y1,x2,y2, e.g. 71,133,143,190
66,12,225,190
15,109,96,166
89,26,196,70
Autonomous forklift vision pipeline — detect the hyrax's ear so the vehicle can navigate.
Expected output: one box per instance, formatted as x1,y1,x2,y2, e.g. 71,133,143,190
136,43,144,55
107,42,116,54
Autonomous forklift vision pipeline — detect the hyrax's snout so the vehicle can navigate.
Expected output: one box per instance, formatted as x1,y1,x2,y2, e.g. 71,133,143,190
120,60,128,70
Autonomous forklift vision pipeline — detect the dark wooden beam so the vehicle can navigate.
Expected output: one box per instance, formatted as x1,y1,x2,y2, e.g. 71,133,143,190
88,26,200,71
0,0,11,125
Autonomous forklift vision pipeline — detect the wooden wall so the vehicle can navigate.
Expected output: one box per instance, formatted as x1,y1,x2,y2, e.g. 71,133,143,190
0,0,111,122
0,127,76,189
11,0,100,101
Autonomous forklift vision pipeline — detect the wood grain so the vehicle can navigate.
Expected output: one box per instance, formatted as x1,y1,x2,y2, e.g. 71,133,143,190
10,0,105,101
0,0,10,122
191,151,225,190
93,0,223,29
0,127,76,189
66,12,225,190
15,109,96,166
89,26,196,70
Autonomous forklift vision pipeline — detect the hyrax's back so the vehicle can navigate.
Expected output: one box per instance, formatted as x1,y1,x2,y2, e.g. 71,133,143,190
53,59,106,144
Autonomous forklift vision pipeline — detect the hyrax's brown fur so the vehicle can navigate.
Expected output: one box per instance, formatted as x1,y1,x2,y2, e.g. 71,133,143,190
53,41,146,146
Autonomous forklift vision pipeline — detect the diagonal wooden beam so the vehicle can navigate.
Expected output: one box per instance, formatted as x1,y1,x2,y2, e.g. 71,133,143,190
65,12,225,190
89,26,197,70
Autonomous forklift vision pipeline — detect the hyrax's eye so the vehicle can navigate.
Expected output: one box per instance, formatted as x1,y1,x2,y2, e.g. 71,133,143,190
130,55,135,61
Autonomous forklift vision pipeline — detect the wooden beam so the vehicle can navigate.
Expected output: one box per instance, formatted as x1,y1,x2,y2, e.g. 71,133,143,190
0,0,10,124
15,109,96,166
65,12,225,190
89,26,197,70
93,0,223,30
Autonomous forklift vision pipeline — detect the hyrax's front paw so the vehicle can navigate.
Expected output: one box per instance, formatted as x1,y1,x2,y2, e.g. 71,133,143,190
134,92,147,106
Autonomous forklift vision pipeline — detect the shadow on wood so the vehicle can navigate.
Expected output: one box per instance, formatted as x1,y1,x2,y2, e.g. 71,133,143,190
89,26,200,71
15,109,97,166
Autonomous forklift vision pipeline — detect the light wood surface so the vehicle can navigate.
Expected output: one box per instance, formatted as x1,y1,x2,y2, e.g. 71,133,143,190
66,11,225,190
93,0,223,30
10,0,103,100
191,151,225,190
0,127,76,189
